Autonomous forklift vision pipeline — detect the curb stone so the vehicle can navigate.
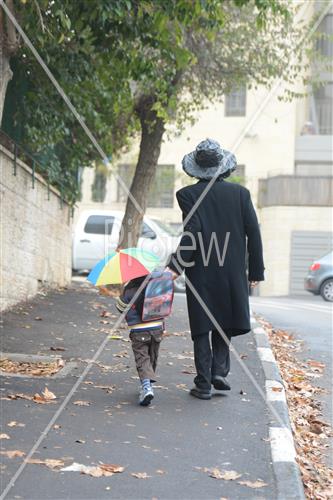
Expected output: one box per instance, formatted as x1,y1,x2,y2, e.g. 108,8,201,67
251,314,305,500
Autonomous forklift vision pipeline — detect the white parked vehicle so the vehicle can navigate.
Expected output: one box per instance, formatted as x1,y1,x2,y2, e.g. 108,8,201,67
72,210,186,292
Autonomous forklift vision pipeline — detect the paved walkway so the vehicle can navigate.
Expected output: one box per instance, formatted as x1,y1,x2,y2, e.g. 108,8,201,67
1,281,277,499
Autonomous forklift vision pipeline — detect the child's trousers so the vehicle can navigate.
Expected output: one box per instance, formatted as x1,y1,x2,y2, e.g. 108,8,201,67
129,329,163,382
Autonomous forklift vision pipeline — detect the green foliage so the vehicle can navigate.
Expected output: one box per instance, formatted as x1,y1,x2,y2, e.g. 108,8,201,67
227,175,246,186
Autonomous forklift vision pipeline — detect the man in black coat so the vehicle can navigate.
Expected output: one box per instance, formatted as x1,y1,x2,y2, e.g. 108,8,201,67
168,139,265,400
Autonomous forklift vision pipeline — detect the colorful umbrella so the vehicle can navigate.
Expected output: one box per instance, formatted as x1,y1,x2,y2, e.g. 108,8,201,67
87,248,160,286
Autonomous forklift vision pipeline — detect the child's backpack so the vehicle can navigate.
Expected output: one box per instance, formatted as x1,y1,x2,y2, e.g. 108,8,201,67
142,270,174,322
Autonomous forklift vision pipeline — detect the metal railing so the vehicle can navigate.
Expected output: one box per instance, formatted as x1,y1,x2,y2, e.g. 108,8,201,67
0,129,76,211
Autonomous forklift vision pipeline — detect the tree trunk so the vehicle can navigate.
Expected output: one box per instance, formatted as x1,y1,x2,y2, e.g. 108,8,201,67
0,53,13,124
118,96,165,249
0,0,18,125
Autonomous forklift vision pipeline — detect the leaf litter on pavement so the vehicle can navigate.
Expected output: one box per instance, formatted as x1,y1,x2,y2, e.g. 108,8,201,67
23,457,125,477
26,458,65,469
0,358,64,377
257,316,333,500
238,480,268,488
7,421,25,428
7,387,57,404
196,466,268,488
208,468,242,480
0,450,25,458
60,462,125,477
131,472,151,479
73,400,91,406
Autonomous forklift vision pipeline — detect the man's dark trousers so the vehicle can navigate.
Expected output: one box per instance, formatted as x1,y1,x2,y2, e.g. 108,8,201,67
193,330,231,391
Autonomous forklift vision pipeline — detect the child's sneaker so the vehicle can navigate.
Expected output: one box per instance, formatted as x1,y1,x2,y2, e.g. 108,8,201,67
139,379,154,406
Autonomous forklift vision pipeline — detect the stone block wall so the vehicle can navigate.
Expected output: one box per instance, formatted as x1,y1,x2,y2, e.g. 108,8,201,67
0,145,72,311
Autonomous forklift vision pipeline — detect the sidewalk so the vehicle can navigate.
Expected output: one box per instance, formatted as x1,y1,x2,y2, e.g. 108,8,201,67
1,280,278,499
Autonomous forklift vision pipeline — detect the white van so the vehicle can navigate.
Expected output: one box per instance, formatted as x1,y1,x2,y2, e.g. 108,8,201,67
72,210,186,292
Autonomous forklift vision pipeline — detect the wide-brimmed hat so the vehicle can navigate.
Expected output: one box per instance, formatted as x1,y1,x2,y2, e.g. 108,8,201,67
182,138,237,180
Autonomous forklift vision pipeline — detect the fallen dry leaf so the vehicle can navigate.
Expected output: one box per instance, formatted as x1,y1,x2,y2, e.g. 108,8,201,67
26,458,65,469
307,360,325,370
0,450,25,458
208,468,242,480
100,310,112,317
238,480,268,488
271,387,283,392
113,350,129,358
73,400,90,406
0,434,10,440
309,423,324,435
42,387,57,400
7,421,25,428
93,385,115,393
99,464,125,474
7,393,33,401
176,383,188,391
131,472,151,479
64,462,105,477
33,388,57,404
7,390,57,405
60,462,120,477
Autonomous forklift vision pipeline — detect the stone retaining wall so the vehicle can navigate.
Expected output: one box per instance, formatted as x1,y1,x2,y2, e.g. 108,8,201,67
0,145,72,311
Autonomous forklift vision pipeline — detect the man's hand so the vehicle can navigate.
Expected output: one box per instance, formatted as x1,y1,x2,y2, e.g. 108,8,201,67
250,281,259,288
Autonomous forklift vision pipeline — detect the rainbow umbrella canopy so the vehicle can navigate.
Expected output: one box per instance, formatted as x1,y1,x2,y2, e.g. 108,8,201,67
87,248,160,286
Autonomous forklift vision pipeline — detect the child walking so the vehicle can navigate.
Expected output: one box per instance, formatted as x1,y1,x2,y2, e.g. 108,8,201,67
116,270,173,406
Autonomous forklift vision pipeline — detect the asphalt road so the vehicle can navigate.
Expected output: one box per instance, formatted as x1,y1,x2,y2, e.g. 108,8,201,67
250,294,333,464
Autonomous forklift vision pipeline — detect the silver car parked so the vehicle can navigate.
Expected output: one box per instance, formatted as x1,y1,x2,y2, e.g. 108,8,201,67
304,251,333,302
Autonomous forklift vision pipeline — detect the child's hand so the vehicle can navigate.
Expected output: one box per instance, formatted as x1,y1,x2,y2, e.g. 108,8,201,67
165,267,179,280
98,286,113,296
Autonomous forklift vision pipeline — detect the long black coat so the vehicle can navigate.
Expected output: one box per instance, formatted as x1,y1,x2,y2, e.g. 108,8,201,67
169,179,265,339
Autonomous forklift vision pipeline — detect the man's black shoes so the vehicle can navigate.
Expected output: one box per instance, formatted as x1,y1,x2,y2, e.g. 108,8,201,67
212,376,231,391
189,386,212,400
190,378,231,399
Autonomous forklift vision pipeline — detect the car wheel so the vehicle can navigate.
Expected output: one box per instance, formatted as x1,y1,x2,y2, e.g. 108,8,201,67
174,274,186,293
320,278,333,302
